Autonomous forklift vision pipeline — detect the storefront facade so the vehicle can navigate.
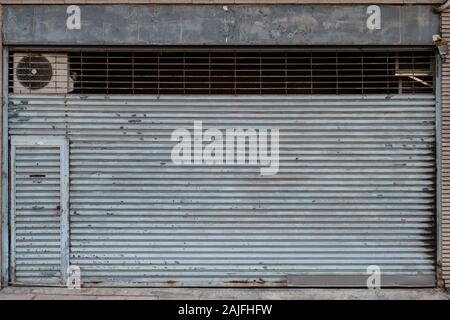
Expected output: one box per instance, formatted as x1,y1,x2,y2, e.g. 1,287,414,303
0,1,448,288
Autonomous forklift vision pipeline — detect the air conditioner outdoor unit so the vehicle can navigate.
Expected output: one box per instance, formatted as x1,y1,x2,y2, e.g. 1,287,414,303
13,53,74,94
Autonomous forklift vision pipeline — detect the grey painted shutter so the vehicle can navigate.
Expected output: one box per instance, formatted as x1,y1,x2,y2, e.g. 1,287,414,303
10,136,69,285
8,95,435,287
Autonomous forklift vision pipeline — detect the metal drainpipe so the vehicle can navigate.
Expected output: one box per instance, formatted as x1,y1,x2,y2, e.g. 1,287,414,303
436,0,450,12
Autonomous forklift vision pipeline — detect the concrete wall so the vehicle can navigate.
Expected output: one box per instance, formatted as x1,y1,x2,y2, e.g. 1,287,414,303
2,5,439,45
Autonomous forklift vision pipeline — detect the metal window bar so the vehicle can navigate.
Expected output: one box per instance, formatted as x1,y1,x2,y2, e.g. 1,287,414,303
8,49,436,95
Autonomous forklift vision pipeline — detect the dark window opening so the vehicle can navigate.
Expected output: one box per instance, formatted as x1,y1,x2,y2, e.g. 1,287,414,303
9,49,435,95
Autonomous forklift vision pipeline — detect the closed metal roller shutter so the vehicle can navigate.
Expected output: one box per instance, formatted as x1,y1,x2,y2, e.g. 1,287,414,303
8,94,436,286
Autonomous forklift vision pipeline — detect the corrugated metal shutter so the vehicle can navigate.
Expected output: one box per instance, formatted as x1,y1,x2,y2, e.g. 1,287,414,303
8,94,436,287
10,136,69,285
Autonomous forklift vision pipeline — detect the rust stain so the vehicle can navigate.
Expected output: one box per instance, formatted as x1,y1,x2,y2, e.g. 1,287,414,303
226,279,268,286
226,280,251,284
166,280,177,285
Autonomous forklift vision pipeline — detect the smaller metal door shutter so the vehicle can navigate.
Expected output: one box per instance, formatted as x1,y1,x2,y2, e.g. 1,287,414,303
10,136,69,285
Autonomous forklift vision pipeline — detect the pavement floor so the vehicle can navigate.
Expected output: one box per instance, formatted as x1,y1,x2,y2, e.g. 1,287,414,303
0,286,449,300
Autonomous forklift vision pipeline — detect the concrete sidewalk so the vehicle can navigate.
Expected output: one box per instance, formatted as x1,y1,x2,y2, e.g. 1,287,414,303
0,287,449,300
